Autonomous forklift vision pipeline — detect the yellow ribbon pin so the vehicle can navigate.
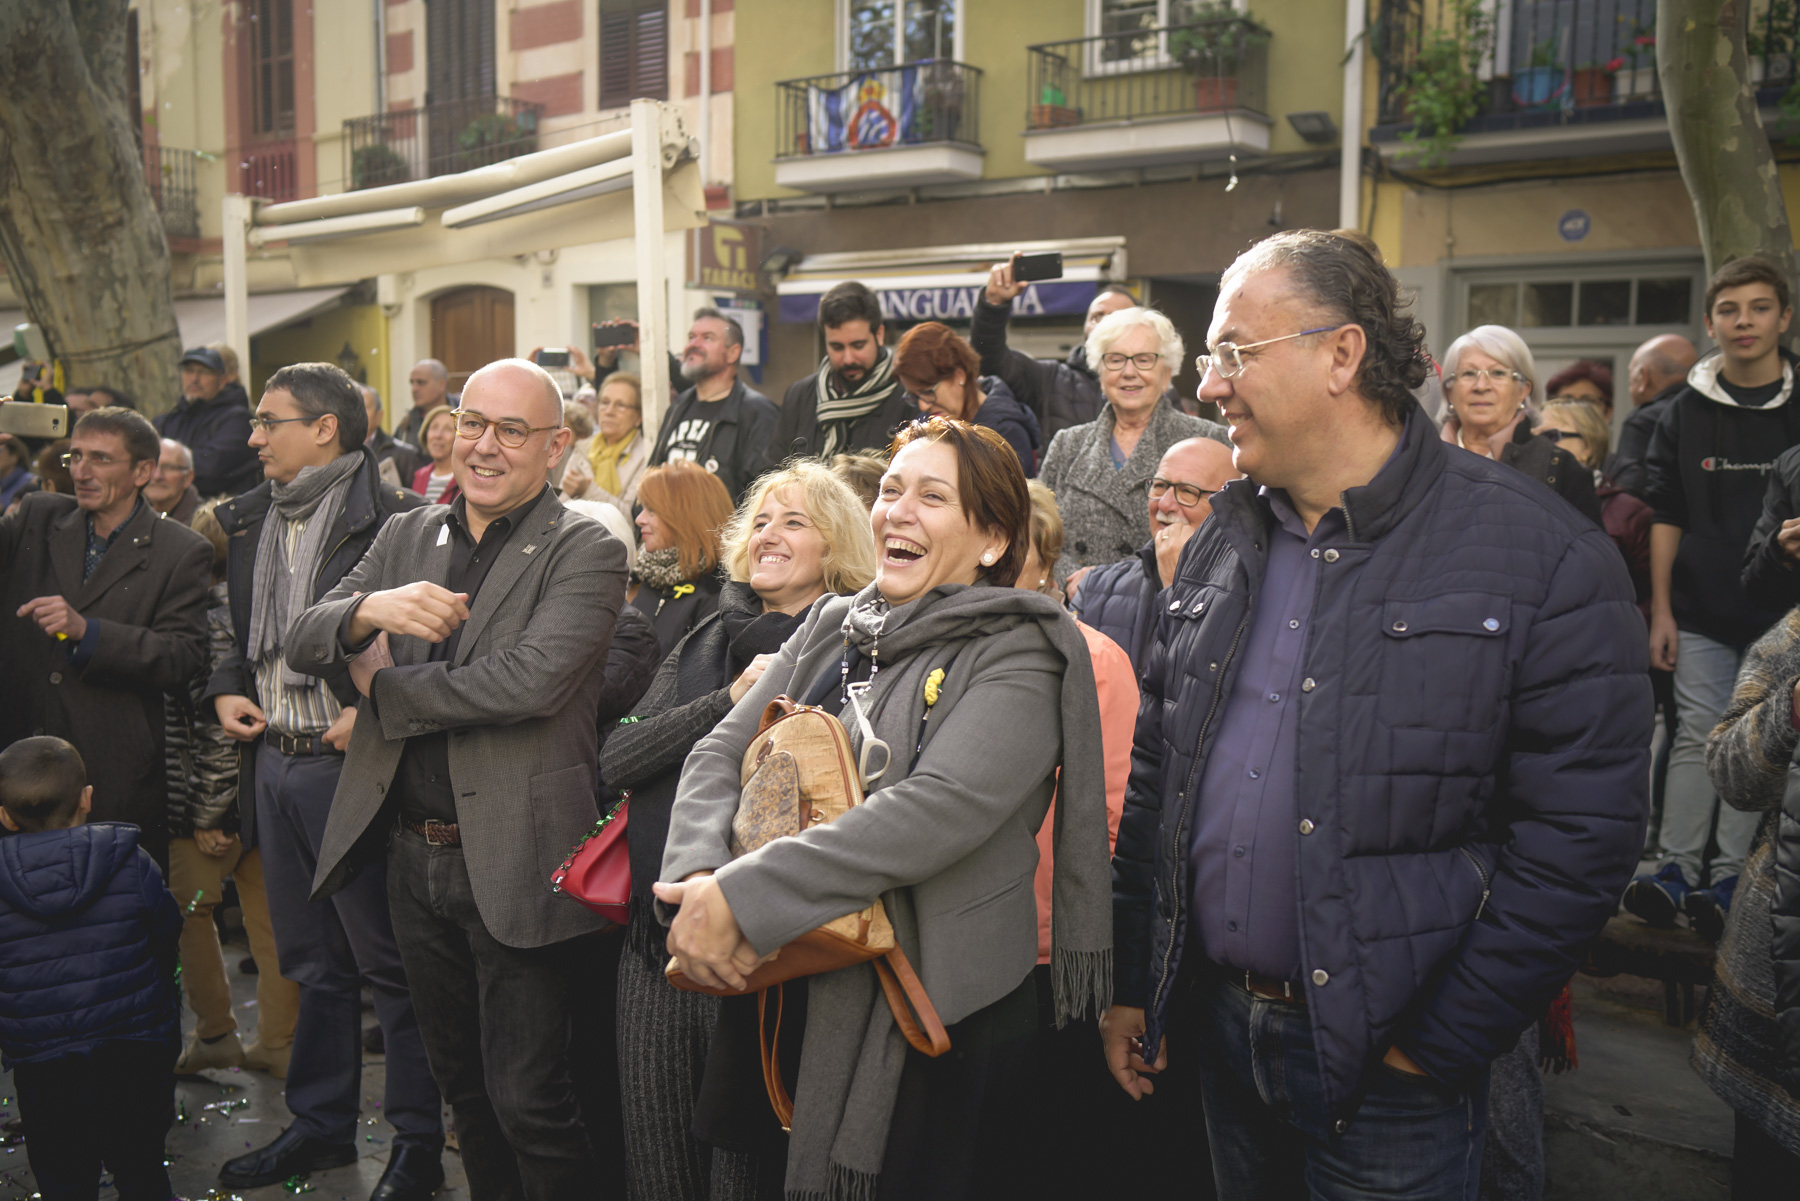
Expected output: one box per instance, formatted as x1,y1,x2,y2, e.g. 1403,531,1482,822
671,583,695,599
923,668,945,707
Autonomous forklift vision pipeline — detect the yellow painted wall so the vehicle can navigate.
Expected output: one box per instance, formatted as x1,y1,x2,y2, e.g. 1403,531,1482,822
311,0,379,196
734,0,1350,201
249,303,392,424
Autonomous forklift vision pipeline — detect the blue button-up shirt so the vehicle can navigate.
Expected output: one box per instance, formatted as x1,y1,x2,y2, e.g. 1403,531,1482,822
1187,490,1337,981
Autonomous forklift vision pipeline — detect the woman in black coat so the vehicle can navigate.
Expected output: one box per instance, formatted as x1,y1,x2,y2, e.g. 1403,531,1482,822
601,461,877,1201
630,459,737,661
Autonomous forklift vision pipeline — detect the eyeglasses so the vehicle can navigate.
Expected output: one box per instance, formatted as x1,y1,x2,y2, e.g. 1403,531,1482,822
61,450,124,469
1536,428,1585,445
1100,351,1164,373
595,399,641,413
903,381,941,404
1148,477,1221,507
249,414,319,434
455,410,561,448
156,461,193,475
1196,326,1341,380
1449,368,1526,389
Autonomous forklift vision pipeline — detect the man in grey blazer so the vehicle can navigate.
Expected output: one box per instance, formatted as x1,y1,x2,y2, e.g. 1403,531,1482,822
284,360,628,1201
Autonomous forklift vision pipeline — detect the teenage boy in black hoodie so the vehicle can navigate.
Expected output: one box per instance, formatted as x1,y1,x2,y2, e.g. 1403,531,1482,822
1627,256,1800,940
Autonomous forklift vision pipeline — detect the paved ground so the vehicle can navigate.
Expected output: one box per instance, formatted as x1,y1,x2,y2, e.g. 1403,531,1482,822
0,950,468,1201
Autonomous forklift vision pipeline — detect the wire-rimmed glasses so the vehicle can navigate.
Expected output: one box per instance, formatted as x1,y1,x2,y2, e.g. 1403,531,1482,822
1195,325,1342,380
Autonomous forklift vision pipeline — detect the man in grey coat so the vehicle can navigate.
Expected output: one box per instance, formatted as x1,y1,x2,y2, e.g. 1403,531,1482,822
284,360,629,1201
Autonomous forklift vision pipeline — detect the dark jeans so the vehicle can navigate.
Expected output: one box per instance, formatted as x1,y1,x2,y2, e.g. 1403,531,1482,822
256,747,443,1149
12,1040,174,1201
387,828,604,1201
1190,970,1489,1201
1734,1111,1800,1199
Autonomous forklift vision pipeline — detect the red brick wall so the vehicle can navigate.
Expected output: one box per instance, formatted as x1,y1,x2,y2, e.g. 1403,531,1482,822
511,0,582,51
511,71,584,117
385,30,413,73
683,46,733,96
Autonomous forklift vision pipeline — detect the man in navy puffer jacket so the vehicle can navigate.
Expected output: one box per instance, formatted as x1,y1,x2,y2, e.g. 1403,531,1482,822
0,736,182,1201
1104,231,1651,1199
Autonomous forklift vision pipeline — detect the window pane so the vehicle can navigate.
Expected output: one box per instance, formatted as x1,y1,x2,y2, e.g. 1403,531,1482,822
904,0,955,61
1521,282,1573,328
1099,0,1160,62
849,0,896,69
1578,280,1632,326
1467,283,1518,328
1637,277,1693,325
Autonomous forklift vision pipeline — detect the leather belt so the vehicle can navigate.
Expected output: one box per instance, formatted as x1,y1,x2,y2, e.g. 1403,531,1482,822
265,730,341,757
401,818,462,846
1236,970,1305,1005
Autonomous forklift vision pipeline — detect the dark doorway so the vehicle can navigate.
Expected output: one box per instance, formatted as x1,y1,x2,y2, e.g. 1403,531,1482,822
1149,278,1220,417
431,287,515,392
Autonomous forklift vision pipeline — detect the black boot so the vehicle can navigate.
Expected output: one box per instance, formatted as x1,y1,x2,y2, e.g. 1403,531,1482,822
219,1126,357,1188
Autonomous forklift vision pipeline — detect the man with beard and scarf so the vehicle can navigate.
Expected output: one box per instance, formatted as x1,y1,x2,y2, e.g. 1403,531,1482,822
647,308,777,503
974,260,1141,443
203,363,444,1201
764,281,918,469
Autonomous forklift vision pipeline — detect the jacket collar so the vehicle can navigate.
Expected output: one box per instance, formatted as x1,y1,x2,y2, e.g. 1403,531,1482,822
1213,401,1442,548
216,446,383,539
49,494,159,606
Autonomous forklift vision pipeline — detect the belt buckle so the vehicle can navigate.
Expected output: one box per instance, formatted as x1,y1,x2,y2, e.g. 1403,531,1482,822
422,819,456,846
1244,970,1293,1002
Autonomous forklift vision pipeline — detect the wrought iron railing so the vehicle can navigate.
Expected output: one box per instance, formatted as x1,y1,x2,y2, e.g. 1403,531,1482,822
775,60,982,158
145,145,200,239
240,140,299,203
1024,17,1269,131
1375,0,1662,129
342,95,545,191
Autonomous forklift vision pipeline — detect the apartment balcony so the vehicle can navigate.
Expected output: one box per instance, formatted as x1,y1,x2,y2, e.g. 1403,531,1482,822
342,96,545,191
1021,17,1271,173
773,61,984,194
145,144,200,240
1364,0,1786,167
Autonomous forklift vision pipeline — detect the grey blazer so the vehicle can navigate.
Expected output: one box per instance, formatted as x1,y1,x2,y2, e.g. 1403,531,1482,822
285,488,629,949
659,595,1065,1024
1036,398,1227,580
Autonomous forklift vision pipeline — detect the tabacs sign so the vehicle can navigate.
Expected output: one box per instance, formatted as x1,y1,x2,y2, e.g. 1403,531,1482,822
691,222,762,293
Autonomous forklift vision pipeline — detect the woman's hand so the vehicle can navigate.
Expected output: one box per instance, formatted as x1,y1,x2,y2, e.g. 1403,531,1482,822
654,874,765,991
561,449,594,499
729,654,775,704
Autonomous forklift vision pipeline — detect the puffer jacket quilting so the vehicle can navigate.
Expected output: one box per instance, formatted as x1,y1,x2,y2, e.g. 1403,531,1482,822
1112,404,1652,1121
1071,544,1160,673
0,822,182,1067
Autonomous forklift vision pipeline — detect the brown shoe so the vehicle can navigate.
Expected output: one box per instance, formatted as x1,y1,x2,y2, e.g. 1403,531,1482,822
241,1037,290,1080
175,1031,245,1077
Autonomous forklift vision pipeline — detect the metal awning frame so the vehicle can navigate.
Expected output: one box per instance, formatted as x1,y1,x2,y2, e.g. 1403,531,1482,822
221,99,705,435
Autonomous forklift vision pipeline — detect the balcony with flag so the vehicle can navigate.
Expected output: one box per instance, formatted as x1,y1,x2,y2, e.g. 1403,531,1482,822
773,60,984,193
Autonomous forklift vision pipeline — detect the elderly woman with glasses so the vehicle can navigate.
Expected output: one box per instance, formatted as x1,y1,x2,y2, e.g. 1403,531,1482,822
561,372,649,509
1037,307,1227,599
1441,325,1601,525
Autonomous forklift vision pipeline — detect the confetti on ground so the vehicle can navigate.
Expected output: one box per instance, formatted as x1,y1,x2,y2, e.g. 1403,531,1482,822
280,1176,315,1195
202,1098,249,1115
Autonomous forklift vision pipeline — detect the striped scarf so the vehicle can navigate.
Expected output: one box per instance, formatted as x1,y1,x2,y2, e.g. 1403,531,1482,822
811,349,904,458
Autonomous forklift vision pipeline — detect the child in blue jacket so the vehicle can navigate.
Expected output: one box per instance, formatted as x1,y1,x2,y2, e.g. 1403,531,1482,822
0,736,182,1201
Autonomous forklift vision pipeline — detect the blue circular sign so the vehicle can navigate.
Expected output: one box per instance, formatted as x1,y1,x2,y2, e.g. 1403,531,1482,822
1558,210,1591,242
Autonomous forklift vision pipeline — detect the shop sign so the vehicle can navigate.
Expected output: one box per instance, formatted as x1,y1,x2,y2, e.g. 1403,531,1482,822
778,279,1098,323
692,222,763,293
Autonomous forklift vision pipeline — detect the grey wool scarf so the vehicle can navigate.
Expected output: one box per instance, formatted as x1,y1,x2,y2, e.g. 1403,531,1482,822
247,451,361,687
783,580,1112,1201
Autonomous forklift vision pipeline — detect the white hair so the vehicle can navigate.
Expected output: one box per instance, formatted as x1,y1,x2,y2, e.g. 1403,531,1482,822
1085,306,1185,374
563,498,637,574
1442,325,1541,410
159,437,194,469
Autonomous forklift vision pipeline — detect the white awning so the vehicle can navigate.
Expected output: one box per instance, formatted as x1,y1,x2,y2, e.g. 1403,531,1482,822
0,286,351,395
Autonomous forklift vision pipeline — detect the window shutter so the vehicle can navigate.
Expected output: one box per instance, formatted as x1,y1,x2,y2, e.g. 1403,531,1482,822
600,8,634,107
600,1,668,107
634,5,668,100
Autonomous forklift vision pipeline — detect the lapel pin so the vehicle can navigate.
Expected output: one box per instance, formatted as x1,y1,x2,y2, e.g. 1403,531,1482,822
436,525,449,547
523,544,538,555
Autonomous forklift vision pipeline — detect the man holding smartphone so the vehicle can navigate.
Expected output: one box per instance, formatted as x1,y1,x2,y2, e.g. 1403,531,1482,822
974,254,1140,442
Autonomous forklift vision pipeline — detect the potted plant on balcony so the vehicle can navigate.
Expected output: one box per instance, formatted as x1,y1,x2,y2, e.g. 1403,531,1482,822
1169,2,1271,113
1396,0,1493,167
1572,57,1621,107
1511,33,1564,108
352,144,410,190
1614,18,1657,100
456,110,538,171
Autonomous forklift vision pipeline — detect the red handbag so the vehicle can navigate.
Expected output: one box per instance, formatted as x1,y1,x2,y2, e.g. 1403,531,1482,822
549,794,630,921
